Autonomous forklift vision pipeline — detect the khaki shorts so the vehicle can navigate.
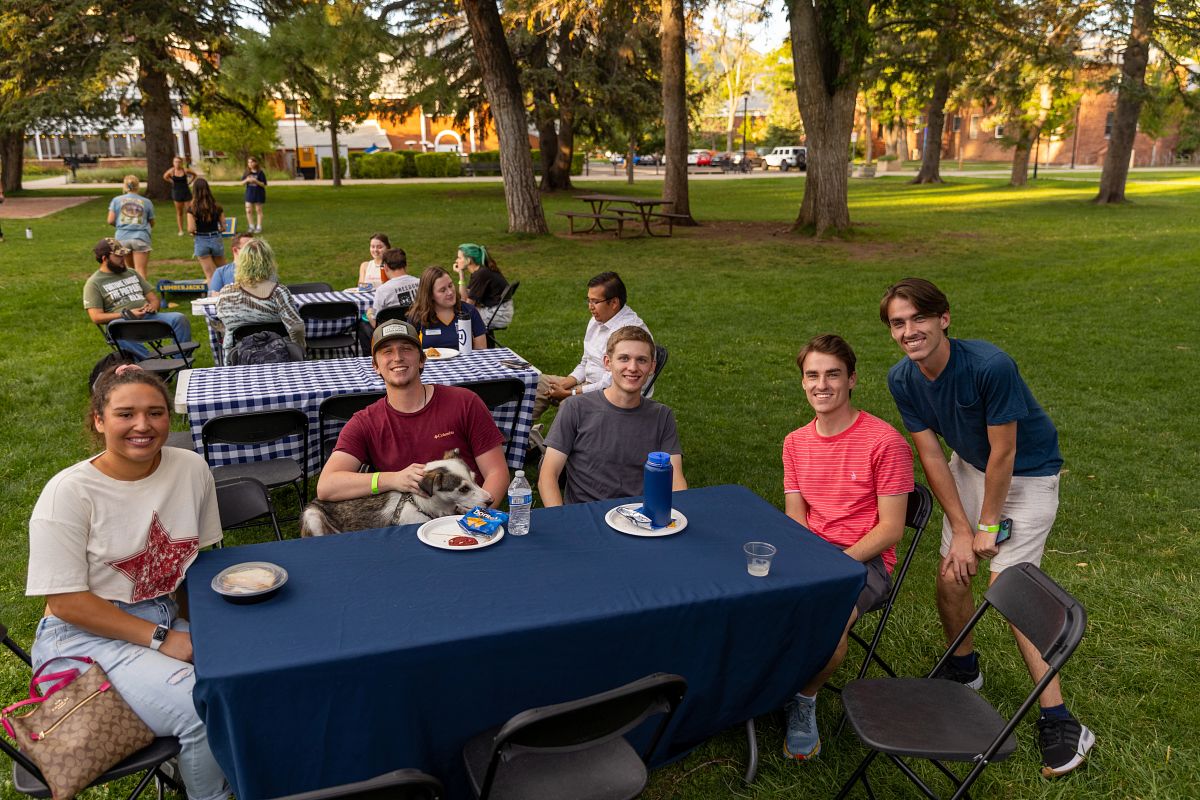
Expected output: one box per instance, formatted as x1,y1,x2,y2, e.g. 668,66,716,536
940,453,1060,572
117,238,152,253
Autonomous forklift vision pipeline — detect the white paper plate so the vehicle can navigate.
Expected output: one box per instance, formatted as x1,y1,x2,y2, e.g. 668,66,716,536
211,561,288,598
417,515,505,550
424,347,459,360
604,503,688,537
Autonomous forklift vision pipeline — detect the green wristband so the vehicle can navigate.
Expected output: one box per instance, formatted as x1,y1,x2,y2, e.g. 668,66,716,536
976,522,1000,534
371,472,380,495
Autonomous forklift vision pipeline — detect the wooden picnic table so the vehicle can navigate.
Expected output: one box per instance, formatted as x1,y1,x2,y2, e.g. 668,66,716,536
561,194,684,237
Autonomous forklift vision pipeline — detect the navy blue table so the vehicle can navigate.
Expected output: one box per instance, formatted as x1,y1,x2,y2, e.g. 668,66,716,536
187,484,865,799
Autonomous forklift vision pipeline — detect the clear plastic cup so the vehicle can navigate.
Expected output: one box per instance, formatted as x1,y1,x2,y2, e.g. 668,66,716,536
744,542,777,577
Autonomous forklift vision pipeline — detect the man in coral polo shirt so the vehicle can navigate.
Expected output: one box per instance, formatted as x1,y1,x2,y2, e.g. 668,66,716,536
780,334,914,761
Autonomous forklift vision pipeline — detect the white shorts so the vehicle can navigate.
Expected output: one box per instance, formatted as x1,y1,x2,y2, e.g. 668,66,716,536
940,453,1060,572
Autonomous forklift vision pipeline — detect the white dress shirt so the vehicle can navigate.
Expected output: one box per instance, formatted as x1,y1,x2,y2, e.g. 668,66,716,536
569,304,651,393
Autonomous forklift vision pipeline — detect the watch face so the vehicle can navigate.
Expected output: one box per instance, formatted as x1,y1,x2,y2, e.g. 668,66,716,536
153,626,169,642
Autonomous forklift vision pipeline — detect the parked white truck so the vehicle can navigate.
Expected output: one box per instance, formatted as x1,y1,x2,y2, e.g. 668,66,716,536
763,146,807,171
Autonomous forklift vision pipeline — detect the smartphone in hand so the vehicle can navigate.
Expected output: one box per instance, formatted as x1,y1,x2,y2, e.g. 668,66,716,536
995,518,1013,545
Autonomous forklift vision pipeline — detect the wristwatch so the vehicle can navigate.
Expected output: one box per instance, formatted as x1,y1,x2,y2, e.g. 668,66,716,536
571,387,578,396
149,625,169,651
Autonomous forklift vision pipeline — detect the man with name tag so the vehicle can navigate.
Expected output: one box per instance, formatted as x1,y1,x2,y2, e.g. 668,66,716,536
315,320,508,507
539,326,685,506
881,277,1094,778
779,334,913,761
531,272,651,420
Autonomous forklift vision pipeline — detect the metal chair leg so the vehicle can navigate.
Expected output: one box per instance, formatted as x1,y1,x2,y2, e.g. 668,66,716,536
744,718,759,784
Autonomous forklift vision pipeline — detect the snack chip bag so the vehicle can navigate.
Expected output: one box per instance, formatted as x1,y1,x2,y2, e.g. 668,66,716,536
458,506,510,536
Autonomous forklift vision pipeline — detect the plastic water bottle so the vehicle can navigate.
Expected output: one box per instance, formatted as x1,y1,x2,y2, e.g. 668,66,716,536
507,470,532,536
642,452,673,528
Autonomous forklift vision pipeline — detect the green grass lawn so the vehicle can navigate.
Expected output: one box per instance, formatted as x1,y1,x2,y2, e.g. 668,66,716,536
1,173,1197,798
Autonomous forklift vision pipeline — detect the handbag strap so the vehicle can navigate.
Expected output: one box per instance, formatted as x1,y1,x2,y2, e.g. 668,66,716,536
31,656,95,699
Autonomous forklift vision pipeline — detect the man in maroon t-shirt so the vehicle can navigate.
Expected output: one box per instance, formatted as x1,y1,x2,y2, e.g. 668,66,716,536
314,320,509,505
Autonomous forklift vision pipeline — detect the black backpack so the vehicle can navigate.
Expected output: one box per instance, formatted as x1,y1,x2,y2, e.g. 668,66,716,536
227,331,304,365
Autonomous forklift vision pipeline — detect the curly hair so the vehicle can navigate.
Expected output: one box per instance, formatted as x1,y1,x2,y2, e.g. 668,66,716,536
234,237,279,285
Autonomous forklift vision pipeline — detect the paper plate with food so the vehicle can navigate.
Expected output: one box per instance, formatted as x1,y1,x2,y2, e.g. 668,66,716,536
211,561,288,603
423,347,459,360
604,503,688,537
417,509,506,550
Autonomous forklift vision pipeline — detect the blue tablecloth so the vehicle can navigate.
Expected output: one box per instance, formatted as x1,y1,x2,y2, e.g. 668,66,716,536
187,485,865,799
182,348,538,470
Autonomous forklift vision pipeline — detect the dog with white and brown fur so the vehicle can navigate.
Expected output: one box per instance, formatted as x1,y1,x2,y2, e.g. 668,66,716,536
301,451,492,536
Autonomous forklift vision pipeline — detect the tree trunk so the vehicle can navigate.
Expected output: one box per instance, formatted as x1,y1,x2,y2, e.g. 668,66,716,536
912,57,952,184
329,112,342,187
530,33,561,191
661,0,694,222
138,56,175,202
1,129,24,192
1010,84,1052,187
790,0,868,236
549,106,575,191
1095,0,1154,204
461,0,548,233
864,99,872,163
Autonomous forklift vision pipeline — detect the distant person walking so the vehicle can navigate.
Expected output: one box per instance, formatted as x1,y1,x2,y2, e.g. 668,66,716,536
241,156,267,233
187,178,226,282
162,156,196,236
106,175,155,280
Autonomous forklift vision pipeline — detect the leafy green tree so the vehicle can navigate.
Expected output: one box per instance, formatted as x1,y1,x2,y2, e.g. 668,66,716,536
0,1,121,191
761,41,804,145
198,105,282,165
694,5,765,152
242,0,393,187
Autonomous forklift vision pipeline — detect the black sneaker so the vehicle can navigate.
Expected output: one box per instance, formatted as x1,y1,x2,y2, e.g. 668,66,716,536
933,660,984,690
1038,716,1095,777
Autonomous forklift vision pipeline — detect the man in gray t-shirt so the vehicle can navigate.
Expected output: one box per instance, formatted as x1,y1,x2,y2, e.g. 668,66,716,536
540,326,686,505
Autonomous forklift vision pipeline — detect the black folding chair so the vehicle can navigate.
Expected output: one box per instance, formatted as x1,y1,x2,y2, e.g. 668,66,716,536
743,484,934,783
318,391,385,465
483,280,519,348
202,408,310,509
461,378,526,461
462,672,687,800
641,344,668,397
0,621,184,800
106,319,198,383
374,304,412,327
265,770,443,800
286,282,334,295
216,476,284,541
300,301,360,359
834,563,1088,800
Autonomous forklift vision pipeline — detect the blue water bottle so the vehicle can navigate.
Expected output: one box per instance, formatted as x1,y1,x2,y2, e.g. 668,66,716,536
642,451,673,528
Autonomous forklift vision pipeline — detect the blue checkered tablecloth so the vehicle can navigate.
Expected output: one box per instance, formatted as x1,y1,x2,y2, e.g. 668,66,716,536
199,290,373,365
183,348,538,471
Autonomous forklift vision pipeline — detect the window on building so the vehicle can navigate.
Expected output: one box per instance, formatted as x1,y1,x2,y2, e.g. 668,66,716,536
1105,112,1114,138
284,101,299,117
970,114,980,140
994,124,1005,139
952,117,962,132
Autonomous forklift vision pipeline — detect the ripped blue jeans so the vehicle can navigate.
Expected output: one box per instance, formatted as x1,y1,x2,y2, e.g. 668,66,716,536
31,598,230,800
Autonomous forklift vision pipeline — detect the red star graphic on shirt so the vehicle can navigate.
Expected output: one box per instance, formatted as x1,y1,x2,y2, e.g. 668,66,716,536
106,512,199,602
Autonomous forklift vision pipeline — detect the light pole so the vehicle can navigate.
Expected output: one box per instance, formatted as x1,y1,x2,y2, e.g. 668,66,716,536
741,92,750,171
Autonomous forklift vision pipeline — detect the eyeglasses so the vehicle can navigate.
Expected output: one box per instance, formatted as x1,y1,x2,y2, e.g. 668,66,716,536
587,296,614,307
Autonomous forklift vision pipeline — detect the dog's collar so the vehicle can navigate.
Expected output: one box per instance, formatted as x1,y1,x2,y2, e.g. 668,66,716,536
391,493,420,525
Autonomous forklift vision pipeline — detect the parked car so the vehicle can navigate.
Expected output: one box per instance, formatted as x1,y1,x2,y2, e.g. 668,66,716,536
634,153,661,166
687,149,714,167
710,152,736,170
763,146,807,171
732,149,764,169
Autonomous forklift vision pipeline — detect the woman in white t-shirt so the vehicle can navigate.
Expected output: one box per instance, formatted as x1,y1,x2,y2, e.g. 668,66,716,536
25,366,229,800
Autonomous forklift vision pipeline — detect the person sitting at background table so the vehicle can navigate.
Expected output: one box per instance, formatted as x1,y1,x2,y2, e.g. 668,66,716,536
407,266,487,352
215,237,306,354
357,232,391,289
187,178,226,282
539,326,685,506
84,237,192,359
370,247,419,325
316,320,509,505
453,242,512,330
209,232,254,296
26,365,230,800
778,333,913,761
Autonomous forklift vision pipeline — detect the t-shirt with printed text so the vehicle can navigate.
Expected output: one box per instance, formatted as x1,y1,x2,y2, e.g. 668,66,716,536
108,193,154,244
83,269,153,313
